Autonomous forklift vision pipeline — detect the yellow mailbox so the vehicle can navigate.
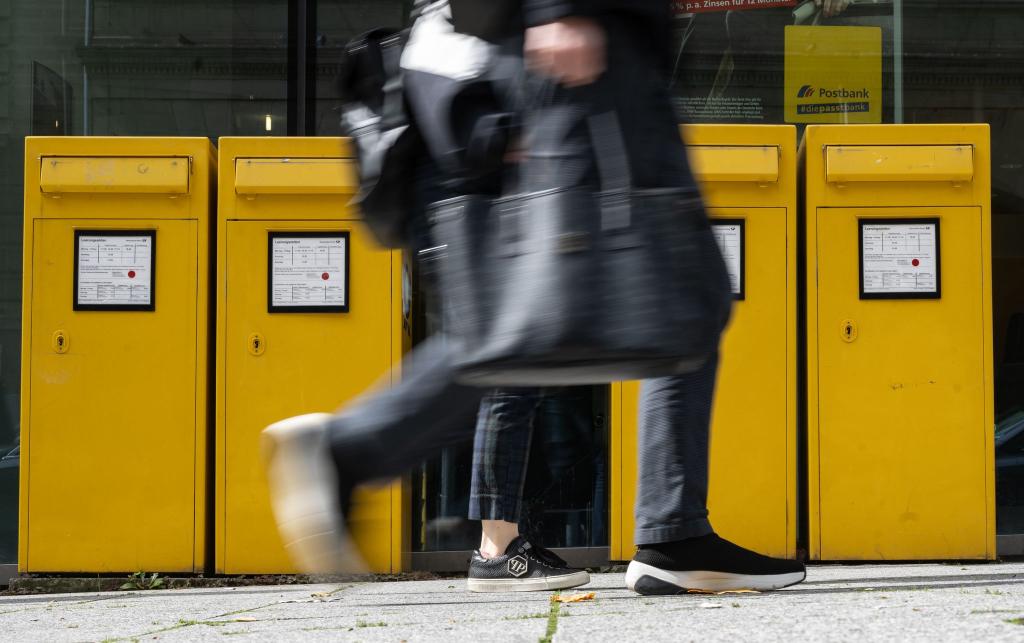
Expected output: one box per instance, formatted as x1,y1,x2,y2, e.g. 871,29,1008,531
217,138,408,574
805,124,994,560
21,137,215,572
611,125,798,561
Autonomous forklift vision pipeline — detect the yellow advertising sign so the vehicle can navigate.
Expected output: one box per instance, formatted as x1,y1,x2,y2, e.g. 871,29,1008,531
784,26,882,124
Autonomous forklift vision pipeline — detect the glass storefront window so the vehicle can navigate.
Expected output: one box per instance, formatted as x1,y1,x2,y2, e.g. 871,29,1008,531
3,0,1024,569
88,0,289,138
315,0,411,135
411,387,610,554
0,0,292,565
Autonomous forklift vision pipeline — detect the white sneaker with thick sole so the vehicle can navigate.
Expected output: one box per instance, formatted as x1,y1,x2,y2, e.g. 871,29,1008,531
261,412,366,574
624,560,806,594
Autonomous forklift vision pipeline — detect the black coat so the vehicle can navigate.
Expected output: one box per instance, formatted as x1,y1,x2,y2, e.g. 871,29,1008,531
345,0,684,249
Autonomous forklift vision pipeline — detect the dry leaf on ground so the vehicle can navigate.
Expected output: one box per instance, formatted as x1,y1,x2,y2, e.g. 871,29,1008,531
552,592,595,603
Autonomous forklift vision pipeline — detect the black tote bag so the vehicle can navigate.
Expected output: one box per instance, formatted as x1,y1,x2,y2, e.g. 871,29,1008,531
428,112,733,386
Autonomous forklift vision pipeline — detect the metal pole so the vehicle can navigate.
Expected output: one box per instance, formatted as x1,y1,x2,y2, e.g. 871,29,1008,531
83,0,90,46
82,0,92,135
893,0,904,123
287,0,317,136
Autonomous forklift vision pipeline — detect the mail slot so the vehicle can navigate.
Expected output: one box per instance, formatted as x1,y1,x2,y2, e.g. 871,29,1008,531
688,145,781,184
21,137,214,573
804,124,995,560
39,156,191,194
611,125,798,561
824,145,975,183
217,138,409,573
233,157,357,195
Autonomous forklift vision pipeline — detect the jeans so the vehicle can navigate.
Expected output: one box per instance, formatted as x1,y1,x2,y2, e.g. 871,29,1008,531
467,389,542,523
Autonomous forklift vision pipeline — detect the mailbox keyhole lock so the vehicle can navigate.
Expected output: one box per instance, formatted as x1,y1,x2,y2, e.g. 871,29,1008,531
52,330,69,354
248,333,266,356
841,320,858,343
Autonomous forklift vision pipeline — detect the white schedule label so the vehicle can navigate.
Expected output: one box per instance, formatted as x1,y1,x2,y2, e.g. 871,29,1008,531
270,235,347,309
76,234,154,307
712,222,744,297
861,221,939,296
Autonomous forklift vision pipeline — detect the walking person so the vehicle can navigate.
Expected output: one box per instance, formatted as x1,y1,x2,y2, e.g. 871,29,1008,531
465,388,594,592
263,0,806,594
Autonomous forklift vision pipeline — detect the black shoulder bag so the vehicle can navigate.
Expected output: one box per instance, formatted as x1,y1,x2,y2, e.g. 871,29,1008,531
428,110,732,386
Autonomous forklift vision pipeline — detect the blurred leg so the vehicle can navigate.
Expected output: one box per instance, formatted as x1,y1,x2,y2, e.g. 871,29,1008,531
326,336,485,485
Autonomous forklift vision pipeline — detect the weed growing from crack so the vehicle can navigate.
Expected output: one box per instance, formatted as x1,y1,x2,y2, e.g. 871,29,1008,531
120,572,165,591
540,593,561,643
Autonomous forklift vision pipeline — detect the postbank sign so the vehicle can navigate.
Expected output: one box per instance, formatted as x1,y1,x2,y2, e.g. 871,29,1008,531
784,26,882,124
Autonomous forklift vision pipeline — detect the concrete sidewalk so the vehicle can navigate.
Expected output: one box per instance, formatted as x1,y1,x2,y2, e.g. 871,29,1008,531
2,563,1024,641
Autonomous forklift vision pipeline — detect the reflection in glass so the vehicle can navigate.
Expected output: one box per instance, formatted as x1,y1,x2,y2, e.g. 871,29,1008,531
412,387,609,553
85,0,289,137
315,0,410,135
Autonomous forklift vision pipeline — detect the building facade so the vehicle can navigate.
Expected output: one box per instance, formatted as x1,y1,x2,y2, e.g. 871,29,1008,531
3,0,1024,571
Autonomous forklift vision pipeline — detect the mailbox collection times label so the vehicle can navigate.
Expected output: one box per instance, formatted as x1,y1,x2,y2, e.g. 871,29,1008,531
712,220,745,299
268,232,349,312
859,219,941,299
74,231,156,311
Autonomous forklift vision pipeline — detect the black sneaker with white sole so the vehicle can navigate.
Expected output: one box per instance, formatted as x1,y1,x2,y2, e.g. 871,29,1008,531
625,533,806,595
467,536,590,593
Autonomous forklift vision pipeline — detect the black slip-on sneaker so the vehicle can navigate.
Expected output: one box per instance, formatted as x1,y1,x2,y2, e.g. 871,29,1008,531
625,533,806,595
467,536,590,593
261,413,366,574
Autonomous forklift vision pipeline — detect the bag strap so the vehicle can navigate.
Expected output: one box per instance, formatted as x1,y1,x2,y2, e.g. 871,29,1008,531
587,111,632,194
508,74,633,196
379,31,407,130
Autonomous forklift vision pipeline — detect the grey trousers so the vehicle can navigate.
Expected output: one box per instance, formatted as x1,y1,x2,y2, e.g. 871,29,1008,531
328,342,718,545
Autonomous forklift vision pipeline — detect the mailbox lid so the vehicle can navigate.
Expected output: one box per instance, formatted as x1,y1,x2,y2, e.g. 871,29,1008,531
234,157,356,195
825,145,975,183
680,125,797,209
689,145,780,183
39,156,191,194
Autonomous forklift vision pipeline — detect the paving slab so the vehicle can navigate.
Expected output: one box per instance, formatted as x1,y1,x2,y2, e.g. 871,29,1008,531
0,563,1021,641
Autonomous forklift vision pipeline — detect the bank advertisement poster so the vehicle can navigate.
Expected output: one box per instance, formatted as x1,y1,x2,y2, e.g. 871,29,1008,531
669,0,893,124
784,26,881,123
674,0,798,13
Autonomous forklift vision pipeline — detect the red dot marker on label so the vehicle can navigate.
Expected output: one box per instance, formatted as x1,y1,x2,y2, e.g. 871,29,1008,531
127,270,136,278
321,272,330,280
911,259,920,267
